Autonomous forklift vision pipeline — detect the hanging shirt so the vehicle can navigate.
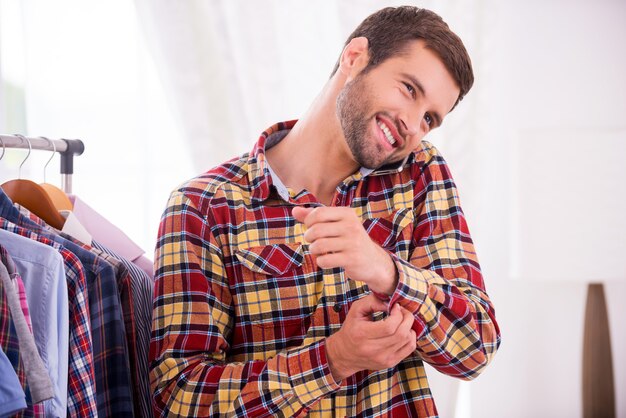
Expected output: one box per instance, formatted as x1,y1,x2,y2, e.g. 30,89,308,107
92,241,154,418
0,234,65,416
0,346,26,417
0,246,53,417
13,272,44,418
68,195,153,277
0,258,55,407
12,263,47,414
0,191,134,418
150,121,501,417
85,248,138,416
0,245,35,417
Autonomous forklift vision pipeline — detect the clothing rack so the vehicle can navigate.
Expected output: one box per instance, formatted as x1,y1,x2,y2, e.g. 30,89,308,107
0,134,84,194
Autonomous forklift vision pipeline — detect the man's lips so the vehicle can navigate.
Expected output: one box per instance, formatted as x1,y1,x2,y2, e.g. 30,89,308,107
376,115,403,148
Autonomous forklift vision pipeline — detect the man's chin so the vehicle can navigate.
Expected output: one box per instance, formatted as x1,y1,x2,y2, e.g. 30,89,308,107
352,147,400,170
360,158,395,170
369,155,408,171
356,158,384,170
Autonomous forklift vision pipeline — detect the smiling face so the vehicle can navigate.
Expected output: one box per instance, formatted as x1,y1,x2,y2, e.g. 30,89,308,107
336,39,461,169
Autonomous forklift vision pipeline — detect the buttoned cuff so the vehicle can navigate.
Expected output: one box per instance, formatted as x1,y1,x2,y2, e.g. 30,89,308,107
385,254,450,338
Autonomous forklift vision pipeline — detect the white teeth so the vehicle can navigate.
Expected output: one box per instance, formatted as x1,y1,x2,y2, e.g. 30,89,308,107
377,120,396,145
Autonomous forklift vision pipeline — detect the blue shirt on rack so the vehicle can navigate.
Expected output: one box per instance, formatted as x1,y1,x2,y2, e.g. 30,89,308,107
0,346,26,417
0,229,68,417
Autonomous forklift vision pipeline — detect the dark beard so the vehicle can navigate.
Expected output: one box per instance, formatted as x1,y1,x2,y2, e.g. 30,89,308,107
336,75,389,169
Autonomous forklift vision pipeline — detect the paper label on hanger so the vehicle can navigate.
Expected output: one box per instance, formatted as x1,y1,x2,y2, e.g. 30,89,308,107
59,210,93,246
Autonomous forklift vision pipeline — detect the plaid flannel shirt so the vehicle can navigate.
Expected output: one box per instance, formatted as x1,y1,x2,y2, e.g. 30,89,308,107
0,219,97,417
150,121,500,417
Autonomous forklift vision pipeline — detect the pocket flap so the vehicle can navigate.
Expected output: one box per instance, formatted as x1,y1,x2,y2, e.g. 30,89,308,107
236,243,304,276
363,208,414,248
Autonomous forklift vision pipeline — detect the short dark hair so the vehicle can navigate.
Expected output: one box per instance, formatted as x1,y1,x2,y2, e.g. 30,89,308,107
332,6,474,109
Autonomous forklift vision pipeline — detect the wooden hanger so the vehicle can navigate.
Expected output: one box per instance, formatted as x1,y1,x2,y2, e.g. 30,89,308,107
2,179,67,229
0,135,66,229
40,183,74,211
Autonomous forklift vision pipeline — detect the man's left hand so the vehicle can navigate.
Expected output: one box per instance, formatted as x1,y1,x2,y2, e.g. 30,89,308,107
293,206,398,295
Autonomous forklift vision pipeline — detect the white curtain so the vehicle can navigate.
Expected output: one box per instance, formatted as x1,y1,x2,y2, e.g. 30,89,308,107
133,0,347,171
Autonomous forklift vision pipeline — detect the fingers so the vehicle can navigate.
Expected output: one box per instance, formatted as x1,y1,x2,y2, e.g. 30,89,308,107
334,299,418,376
293,207,353,246
381,304,407,335
392,328,418,359
395,306,416,339
302,209,358,253
308,237,343,256
350,294,390,318
292,206,315,223
295,206,354,228
393,310,418,356
358,303,415,343
357,303,403,338
370,307,417,366
305,223,344,244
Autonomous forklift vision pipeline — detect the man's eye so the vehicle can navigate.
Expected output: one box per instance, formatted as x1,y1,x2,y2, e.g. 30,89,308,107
403,82,415,96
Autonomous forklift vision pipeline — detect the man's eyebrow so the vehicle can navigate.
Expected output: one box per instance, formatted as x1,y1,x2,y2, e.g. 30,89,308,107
402,72,443,128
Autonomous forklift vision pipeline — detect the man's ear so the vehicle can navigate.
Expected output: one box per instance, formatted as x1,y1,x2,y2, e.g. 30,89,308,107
338,37,370,80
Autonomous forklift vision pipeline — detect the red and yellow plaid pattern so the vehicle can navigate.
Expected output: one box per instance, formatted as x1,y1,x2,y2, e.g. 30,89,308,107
150,121,500,417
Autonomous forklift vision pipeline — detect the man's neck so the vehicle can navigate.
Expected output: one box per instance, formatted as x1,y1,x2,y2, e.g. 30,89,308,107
265,83,359,205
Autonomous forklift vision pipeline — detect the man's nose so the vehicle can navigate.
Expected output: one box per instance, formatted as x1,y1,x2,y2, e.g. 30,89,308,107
398,111,419,137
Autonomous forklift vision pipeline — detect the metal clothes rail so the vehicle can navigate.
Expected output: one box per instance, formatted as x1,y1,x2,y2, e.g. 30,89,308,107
0,134,85,194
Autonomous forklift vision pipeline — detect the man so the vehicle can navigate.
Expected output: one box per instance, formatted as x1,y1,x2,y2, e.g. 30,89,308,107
150,6,500,417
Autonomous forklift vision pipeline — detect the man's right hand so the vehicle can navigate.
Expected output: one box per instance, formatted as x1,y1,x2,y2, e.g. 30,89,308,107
325,294,418,382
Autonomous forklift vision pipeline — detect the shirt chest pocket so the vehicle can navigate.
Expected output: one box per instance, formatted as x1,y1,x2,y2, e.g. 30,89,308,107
234,243,322,331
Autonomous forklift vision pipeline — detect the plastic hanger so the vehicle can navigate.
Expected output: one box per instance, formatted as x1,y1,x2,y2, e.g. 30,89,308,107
39,137,74,211
1,134,67,229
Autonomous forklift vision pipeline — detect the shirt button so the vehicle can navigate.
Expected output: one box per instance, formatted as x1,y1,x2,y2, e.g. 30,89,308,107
333,303,342,313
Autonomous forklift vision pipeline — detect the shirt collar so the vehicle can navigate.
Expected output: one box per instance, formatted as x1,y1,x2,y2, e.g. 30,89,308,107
248,120,297,202
247,120,415,202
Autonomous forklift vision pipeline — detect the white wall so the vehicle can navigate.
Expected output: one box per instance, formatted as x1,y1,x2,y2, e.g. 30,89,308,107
466,1,626,417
